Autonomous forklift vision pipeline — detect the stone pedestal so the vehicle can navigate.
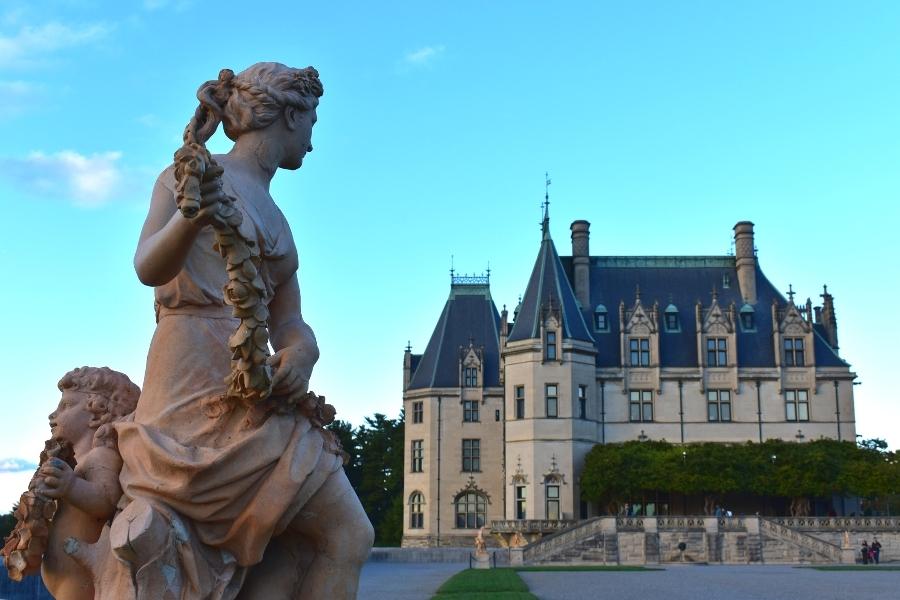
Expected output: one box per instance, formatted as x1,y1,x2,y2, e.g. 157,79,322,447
509,548,524,566
472,552,491,569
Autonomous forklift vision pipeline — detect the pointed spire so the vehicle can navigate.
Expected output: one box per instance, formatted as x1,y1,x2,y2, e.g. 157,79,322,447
711,284,718,303
635,284,641,303
542,172,551,240
787,283,795,304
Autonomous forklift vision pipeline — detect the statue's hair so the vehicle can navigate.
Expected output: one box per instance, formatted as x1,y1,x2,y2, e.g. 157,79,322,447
57,367,140,449
185,62,323,148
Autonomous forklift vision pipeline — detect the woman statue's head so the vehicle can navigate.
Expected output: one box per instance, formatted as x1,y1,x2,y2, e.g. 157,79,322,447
197,62,323,141
174,62,323,215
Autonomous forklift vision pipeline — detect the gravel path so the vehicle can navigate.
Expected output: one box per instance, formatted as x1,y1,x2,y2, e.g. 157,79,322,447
358,561,467,600
519,565,900,600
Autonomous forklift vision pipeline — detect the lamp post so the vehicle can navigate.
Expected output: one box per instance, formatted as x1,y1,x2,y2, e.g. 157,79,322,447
768,454,777,516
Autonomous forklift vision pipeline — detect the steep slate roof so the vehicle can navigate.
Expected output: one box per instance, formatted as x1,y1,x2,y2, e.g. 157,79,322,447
507,224,594,344
553,257,848,369
407,282,502,390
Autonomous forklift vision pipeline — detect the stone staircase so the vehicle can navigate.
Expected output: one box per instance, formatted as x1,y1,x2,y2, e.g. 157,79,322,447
758,517,842,563
522,518,618,564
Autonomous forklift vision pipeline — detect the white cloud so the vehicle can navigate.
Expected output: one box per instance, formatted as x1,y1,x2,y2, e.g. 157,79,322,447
0,21,111,68
404,45,445,66
0,150,125,207
0,458,36,473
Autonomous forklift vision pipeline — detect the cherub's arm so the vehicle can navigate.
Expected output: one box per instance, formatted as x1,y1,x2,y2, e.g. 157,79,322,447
38,449,123,520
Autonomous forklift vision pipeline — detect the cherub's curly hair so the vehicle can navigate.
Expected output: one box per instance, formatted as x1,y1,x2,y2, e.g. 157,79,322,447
57,367,140,449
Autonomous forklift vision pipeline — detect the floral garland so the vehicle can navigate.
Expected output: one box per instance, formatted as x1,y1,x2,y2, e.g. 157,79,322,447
1,440,75,581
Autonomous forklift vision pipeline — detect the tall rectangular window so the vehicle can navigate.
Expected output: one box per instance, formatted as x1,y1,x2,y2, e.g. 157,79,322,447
707,338,727,366
515,486,527,520
784,338,805,366
707,389,732,422
546,485,560,520
629,390,653,422
515,385,525,420
464,367,478,387
629,338,650,366
462,439,481,472
463,400,479,422
546,331,557,361
545,384,559,418
412,401,423,424
785,389,809,422
578,385,587,419
411,440,424,473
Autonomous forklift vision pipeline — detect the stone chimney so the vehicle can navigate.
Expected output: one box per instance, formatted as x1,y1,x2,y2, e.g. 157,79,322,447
570,220,591,309
733,221,757,304
403,342,412,391
820,285,839,351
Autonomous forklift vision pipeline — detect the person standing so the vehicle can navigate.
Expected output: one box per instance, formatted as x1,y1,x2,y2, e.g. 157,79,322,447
872,538,882,564
861,540,870,565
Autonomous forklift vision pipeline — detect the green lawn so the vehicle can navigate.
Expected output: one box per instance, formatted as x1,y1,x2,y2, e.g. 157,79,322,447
432,568,538,599
516,565,663,572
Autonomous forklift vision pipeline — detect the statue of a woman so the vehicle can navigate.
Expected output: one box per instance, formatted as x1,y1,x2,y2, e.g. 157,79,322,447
90,62,373,599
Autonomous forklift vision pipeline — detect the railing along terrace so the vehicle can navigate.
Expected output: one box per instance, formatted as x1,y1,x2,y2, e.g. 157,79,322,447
491,520,577,533
771,516,900,531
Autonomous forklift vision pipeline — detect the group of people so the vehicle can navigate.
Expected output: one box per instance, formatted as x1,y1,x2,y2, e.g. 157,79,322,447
861,538,883,564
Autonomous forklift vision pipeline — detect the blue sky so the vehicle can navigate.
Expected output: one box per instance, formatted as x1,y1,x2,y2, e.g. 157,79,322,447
1,0,898,480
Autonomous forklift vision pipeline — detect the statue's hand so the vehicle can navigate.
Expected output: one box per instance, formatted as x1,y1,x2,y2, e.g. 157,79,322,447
267,343,318,398
37,458,75,499
188,165,229,228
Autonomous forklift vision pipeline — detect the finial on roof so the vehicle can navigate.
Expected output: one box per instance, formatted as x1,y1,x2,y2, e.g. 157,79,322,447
787,283,795,303
821,284,830,297
711,284,718,303
635,284,641,302
405,340,412,353
541,172,551,240
450,254,455,279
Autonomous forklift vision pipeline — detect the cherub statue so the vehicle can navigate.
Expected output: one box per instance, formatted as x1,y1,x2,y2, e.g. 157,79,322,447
1,367,139,600
474,526,488,556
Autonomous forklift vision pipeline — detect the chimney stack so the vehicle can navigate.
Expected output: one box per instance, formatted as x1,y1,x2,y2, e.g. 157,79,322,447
820,285,839,351
733,221,757,304
403,343,412,391
570,220,591,309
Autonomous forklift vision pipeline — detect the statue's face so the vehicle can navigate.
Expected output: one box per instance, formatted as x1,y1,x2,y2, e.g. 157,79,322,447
48,390,92,443
281,106,317,170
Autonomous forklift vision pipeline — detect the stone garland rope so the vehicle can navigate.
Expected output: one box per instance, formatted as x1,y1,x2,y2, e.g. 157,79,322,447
174,69,339,437
1,440,76,580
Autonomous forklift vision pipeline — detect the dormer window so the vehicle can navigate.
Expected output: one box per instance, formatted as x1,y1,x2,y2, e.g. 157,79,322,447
664,304,680,332
740,304,755,331
594,304,609,332
545,331,557,361
464,367,478,387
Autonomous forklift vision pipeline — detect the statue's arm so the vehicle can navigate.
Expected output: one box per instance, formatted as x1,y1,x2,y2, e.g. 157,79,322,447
266,273,319,396
134,172,226,286
38,449,123,520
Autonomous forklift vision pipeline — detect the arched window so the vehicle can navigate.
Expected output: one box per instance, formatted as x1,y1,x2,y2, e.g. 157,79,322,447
740,303,755,331
664,303,680,332
594,304,609,332
454,492,486,529
409,492,424,529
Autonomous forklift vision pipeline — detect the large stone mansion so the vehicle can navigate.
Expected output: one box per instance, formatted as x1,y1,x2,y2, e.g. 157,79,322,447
401,212,856,547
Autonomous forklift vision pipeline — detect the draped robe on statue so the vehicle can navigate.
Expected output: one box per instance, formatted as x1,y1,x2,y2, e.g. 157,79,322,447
113,166,342,598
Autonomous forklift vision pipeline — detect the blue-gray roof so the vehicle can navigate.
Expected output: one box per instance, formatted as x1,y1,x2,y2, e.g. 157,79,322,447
552,256,847,369
507,230,594,344
407,283,502,390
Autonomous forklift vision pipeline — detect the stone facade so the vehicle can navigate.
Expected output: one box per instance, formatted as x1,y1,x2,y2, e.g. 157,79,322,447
402,216,857,547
